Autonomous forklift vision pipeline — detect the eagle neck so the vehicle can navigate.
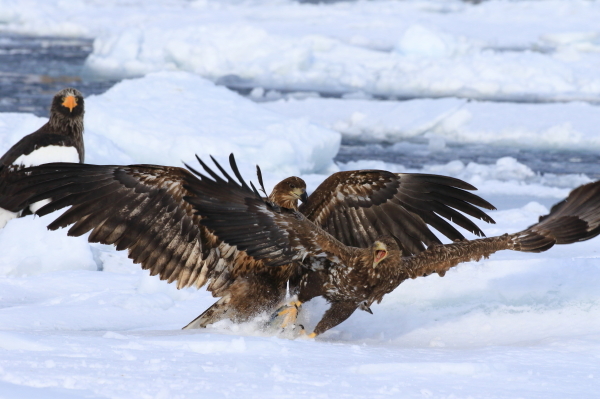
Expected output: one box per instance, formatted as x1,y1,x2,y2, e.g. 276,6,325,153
268,192,298,211
48,113,85,162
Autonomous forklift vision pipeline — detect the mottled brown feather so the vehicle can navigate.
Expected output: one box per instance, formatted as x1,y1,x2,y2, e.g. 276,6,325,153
300,170,496,255
188,162,600,336
6,163,284,298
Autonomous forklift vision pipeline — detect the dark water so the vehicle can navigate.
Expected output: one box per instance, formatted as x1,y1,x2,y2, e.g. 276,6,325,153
336,139,600,180
0,34,117,116
2,33,598,178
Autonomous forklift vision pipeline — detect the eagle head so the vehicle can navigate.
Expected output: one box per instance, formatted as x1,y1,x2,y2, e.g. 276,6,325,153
372,236,401,268
51,88,85,118
269,176,308,210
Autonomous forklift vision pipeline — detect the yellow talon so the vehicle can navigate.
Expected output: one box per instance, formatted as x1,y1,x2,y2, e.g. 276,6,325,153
275,300,302,329
298,327,317,339
277,307,296,317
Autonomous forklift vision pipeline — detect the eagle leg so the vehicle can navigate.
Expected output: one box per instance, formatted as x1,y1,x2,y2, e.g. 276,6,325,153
311,301,358,337
269,299,302,329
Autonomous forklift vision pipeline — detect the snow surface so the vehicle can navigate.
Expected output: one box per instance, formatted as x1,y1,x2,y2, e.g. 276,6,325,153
1,197,599,398
264,97,600,149
1,0,600,398
0,72,341,177
83,72,340,176
2,0,600,101
1,76,599,396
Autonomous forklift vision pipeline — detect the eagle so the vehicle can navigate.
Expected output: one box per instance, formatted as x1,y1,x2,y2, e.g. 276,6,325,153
0,88,84,228
184,156,600,337
0,154,495,333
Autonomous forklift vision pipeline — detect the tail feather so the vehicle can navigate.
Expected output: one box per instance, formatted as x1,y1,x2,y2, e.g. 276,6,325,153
182,296,231,330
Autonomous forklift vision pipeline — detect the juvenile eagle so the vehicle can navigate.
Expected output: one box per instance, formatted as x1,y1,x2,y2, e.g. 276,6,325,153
0,88,85,228
186,157,600,337
1,154,495,331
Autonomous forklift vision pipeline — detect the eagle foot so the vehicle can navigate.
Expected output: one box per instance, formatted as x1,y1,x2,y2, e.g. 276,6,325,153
297,325,317,339
269,300,302,329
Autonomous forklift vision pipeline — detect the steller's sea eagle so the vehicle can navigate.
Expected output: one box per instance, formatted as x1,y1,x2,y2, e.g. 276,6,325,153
0,88,84,228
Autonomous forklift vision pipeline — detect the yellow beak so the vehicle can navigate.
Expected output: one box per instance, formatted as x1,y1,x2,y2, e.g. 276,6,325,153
62,95,77,112
373,241,388,265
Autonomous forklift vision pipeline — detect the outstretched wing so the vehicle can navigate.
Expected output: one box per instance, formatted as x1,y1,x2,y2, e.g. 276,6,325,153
535,180,600,243
184,157,352,268
300,170,496,255
3,162,266,293
403,179,600,279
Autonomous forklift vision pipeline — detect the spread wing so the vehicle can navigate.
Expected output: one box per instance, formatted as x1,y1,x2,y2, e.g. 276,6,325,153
402,179,600,279
300,170,496,255
3,162,268,294
184,157,352,268
535,180,600,243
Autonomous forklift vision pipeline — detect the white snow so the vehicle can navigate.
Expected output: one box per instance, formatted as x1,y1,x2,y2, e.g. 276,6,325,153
0,0,600,398
0,72,341,176
0,213,96,277
264,97,600,149
0,207,18,229
83,71,340,175
0,113,48,154
1,0,600,101
0,200,599,398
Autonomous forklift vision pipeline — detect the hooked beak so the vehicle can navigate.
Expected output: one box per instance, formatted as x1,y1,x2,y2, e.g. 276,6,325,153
300,190,308,204
62,95,77,113
359,302,373,314
293,188,309,204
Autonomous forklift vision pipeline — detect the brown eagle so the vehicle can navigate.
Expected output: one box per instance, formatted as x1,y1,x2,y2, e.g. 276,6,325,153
1,154,495,332
185,157,600,337
0,88,84,228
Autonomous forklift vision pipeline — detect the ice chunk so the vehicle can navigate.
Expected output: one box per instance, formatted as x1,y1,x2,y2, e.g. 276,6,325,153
85,72,340,176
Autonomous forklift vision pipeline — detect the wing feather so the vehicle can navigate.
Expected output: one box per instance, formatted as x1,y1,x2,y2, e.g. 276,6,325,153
403,180,600,278
184,160,354,269
301,170,496,254
5,162,277,294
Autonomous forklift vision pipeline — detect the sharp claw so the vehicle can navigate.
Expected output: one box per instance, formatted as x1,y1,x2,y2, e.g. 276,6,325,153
298,328,317,339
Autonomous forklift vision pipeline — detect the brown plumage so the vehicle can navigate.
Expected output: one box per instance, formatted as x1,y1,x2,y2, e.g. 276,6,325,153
187,159,600,337
2,154,495,332
299,169,495,254
0,88,84,228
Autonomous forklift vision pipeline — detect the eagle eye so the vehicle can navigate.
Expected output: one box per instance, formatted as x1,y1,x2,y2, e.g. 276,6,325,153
290,184,295,189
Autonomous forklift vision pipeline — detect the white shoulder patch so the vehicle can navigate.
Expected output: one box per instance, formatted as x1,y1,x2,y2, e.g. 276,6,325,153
13,145,79,168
